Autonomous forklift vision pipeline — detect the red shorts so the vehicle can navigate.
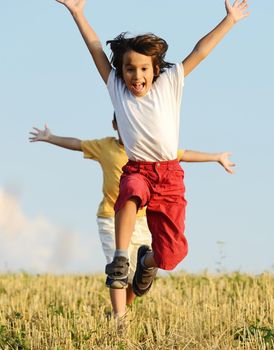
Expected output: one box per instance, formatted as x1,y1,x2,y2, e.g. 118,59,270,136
114,159,188,270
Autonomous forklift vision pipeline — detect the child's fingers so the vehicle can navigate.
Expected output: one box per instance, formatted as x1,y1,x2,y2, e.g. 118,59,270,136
239,2,248,10
226,162,236,174
32,127,41,132
225,0,232,10
242,11,250,18
232,0,240,7
226,166,235,174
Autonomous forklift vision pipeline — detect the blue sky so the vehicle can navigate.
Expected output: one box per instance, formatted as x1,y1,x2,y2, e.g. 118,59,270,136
1,1,273,274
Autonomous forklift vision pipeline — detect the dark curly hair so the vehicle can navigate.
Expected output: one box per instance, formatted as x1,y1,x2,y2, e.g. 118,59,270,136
106,32,174,81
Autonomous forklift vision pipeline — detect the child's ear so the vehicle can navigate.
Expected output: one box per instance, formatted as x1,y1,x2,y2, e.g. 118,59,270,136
155,65,160,77
112,119,118,131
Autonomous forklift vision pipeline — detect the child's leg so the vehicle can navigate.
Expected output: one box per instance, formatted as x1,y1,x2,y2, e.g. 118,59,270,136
109,285,135,316
105,198,138,289
146,163,187,270
97,217,129,316
114,197,139,249
126,284,135,305
106,168,151,288
132,160,187,296
146,193,187,270
109,213,152,317
109,288,127,318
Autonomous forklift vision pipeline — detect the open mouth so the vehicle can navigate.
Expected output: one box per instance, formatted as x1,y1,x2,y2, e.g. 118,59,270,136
131,82,145,95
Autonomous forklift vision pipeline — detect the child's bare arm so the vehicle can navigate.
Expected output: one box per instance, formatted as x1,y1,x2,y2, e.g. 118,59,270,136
55,0,111,84
179,150,235,174
29,125,82,151
182,0,250,77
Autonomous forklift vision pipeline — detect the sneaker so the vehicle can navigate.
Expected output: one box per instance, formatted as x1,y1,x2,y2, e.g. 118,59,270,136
105,275,128,289
105,256,129,289
132,245,158,297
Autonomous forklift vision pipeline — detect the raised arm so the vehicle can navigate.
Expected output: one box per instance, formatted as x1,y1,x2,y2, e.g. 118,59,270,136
55,0,111,84
182,0,250,77
178,150,235,174
29,124,82,151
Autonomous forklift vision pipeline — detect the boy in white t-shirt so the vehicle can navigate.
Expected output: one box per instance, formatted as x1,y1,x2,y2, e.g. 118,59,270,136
54,0,248,296
30,116,235,320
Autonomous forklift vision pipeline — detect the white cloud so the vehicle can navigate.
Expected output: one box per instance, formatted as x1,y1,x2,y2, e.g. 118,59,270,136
0,189,104,274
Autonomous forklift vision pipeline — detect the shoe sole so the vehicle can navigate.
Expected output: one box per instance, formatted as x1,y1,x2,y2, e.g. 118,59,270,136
107,280,128,289
105,276,128,289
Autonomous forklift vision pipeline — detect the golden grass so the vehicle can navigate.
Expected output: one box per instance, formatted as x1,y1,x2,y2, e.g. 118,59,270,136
0,272,273,349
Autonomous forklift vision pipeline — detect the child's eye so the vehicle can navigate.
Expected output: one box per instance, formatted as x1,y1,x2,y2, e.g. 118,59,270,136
142,68,147,71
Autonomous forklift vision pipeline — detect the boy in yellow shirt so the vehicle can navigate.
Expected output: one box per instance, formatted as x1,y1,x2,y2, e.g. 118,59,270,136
29,115,234,320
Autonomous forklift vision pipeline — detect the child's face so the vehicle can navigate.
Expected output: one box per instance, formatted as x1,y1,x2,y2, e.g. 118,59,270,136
122,50,157,97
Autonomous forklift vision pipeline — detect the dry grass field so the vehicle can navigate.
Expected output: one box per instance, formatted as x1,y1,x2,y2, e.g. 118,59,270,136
0,272,273,350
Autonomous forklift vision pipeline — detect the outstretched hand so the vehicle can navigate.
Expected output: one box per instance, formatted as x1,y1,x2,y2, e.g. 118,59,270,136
55,0,86,13
29,124,51,142
218,152,235,174
225,0,250,23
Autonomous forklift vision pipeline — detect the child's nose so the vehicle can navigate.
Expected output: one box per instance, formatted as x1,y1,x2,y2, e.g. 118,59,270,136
135,69,142,79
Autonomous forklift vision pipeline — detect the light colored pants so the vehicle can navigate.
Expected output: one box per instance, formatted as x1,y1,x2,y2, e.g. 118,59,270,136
97,216,151,283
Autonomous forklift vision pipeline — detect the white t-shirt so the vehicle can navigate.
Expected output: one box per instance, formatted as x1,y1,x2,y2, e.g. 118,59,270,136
107,63,184,162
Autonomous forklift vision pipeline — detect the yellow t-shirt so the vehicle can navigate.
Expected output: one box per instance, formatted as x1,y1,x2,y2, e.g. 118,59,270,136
81,137,184,218
177,149,184,162
81,137,146,218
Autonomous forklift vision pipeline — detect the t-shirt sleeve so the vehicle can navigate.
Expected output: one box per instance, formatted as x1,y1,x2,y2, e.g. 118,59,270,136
164,63,184,104
81,139,102,161
177,149,185,162
107,68,123,115
107,68,117,99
